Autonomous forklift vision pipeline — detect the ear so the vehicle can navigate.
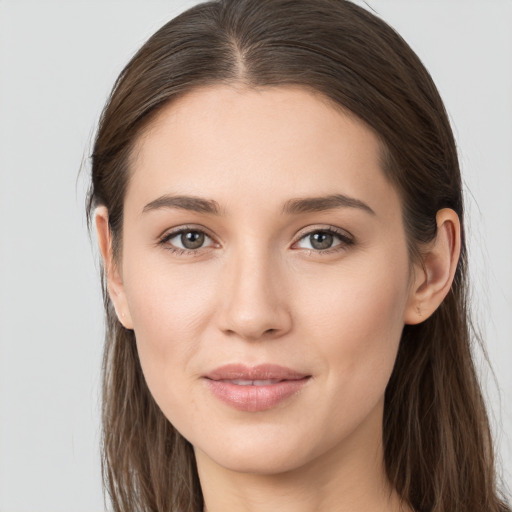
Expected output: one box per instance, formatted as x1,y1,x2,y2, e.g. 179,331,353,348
94,206,134,329
404,208,461,325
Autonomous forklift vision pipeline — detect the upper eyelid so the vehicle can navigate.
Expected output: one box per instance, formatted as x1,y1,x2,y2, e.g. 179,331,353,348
293,225,354,242
165,229,215,244
159,224,216,241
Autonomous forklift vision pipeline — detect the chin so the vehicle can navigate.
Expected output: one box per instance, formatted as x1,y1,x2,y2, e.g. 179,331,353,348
201,447,309,476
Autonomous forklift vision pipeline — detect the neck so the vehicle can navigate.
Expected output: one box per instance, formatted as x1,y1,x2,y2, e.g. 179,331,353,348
195,405,410,512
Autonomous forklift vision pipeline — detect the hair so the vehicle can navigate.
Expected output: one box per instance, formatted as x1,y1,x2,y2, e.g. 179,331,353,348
86,1,510,511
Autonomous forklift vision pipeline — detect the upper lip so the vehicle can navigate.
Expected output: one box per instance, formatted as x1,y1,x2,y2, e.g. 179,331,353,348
204,364,310,381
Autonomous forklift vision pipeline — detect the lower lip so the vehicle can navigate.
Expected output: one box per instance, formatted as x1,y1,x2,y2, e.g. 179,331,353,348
204,378,310,412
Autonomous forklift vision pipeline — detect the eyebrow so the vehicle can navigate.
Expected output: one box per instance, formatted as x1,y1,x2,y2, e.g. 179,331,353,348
142,195,222,215
282,194,375,216
141,193,375,216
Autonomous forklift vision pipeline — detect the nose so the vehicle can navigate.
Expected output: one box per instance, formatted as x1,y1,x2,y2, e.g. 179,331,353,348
216,247,292,342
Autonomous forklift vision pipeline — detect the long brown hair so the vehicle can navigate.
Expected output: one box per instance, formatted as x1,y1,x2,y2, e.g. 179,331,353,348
86,1,511,511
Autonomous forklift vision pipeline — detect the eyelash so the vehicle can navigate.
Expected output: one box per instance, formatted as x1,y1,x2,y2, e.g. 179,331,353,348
157,226,354,256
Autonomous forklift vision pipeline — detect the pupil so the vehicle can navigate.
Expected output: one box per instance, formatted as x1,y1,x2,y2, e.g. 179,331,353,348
181,231,205,249
311,232,333,250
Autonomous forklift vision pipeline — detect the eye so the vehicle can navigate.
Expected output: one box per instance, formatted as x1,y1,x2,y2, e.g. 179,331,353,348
160,227,215,253
294,228,353,252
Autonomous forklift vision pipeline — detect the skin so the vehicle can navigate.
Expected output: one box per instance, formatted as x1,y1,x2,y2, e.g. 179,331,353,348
96,85,460,512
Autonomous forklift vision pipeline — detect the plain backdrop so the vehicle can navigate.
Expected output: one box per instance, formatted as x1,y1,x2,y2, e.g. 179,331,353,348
0,1,510,510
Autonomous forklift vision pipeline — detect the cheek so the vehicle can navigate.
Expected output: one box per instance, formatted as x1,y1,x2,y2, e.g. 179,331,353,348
121,256,221,404
124,253,219,338
296,251,409,399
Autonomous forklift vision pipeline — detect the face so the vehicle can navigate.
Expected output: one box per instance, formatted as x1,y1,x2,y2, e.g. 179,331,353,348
111,85,418,475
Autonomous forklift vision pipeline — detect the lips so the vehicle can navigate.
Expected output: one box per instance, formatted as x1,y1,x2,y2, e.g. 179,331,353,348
203,364,311,412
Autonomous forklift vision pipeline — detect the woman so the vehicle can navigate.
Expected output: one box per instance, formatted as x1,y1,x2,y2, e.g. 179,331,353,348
87,0,511,511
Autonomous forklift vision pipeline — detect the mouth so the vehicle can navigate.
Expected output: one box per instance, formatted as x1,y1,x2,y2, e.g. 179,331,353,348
203,364,311,412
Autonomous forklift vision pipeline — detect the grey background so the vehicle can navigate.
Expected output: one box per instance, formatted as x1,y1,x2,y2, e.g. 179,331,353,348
0,1,510,510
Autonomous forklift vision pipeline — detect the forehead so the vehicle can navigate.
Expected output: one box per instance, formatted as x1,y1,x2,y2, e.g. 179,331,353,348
127,84,398,219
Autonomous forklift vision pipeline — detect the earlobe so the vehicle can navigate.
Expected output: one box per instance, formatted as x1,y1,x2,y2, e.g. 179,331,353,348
404,208,461,325
94,206,134,330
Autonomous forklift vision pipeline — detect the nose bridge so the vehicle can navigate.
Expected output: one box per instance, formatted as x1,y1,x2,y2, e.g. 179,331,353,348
218,239,291,341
